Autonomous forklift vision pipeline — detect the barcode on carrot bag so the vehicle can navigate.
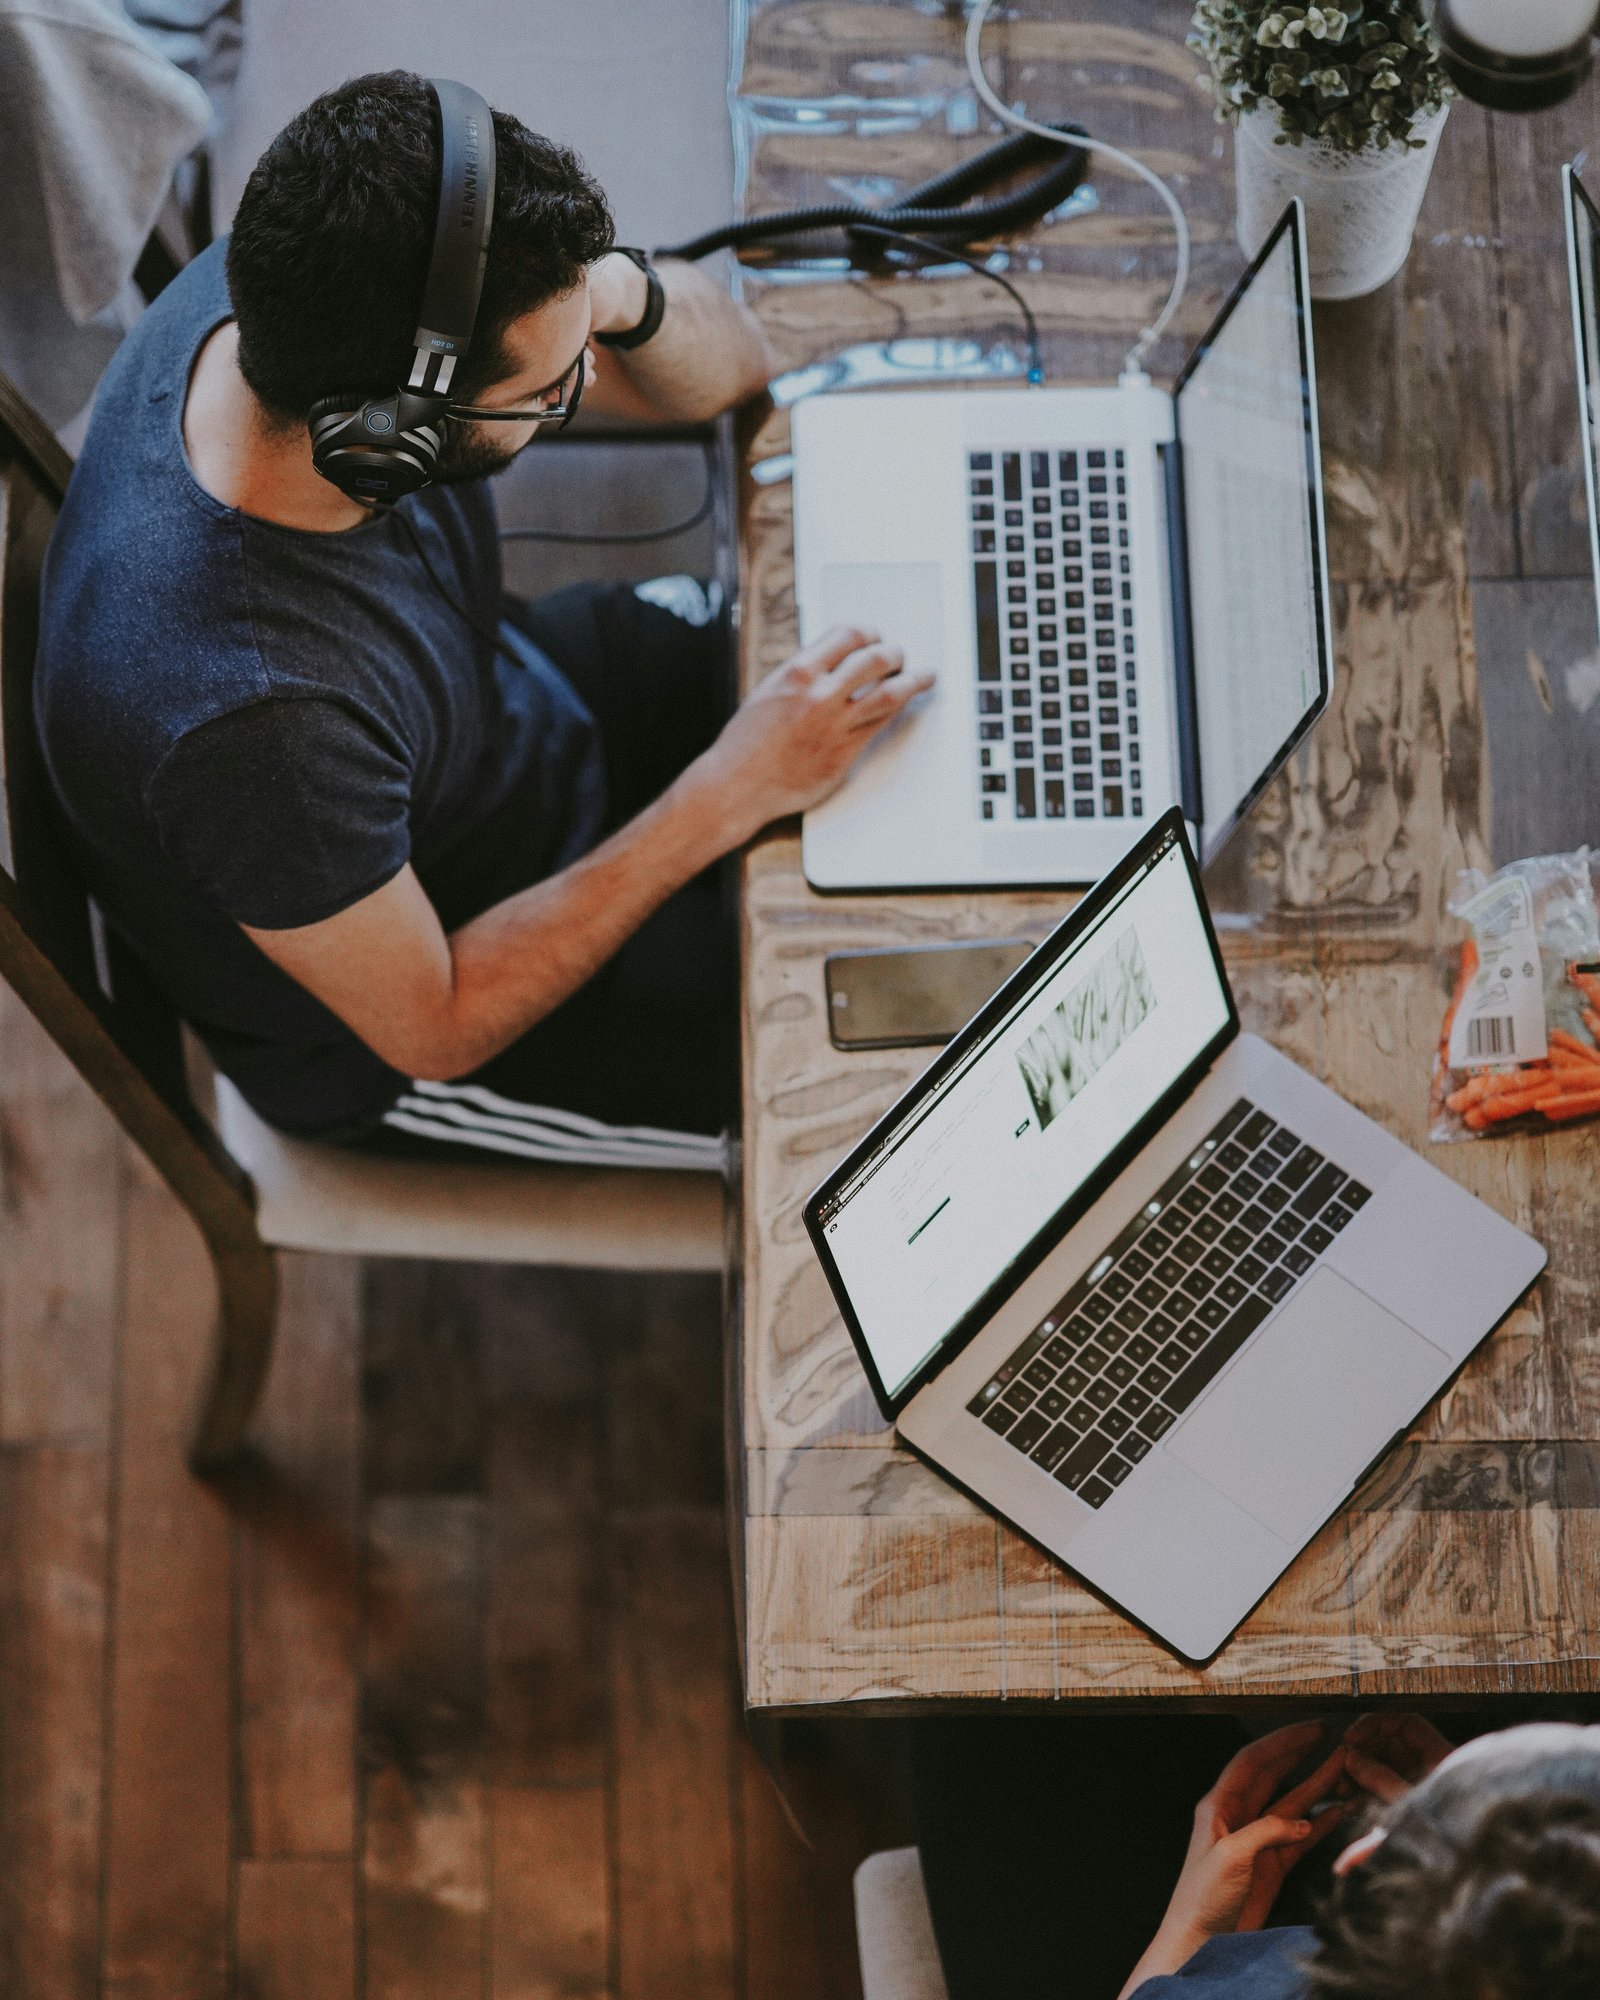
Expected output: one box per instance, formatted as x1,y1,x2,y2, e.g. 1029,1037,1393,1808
1466,1015,1515,1059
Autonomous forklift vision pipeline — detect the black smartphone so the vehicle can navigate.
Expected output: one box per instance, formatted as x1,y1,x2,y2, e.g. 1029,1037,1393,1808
824,939,1036,1050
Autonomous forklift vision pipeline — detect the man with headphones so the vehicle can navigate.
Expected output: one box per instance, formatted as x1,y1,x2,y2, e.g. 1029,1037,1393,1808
36,72,928,1161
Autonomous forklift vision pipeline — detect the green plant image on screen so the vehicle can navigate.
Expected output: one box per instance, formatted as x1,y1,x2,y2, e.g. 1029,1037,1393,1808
1015,929,1157,1132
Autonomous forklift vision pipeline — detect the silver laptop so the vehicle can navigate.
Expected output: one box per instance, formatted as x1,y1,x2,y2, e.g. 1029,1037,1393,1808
792,200,1333,892
804,813,1545,1661
1564,162,1600,640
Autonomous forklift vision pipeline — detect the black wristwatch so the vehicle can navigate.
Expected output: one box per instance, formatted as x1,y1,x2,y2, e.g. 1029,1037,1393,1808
593,246,666,350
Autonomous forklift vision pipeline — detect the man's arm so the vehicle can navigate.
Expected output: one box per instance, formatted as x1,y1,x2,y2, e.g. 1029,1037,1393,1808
244,628,928,1081
580,252,774,426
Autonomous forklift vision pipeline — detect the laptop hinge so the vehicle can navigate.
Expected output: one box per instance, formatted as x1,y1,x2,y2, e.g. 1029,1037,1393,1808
1158,437,1204,839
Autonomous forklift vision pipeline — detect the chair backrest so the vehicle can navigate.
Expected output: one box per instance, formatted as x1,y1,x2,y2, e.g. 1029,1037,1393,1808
0,365,258,1224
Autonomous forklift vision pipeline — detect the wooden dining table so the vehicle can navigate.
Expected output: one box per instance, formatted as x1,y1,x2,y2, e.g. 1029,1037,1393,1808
728,0,1600,1711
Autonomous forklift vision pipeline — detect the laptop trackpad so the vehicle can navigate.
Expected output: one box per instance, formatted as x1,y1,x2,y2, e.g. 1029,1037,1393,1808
1165,1270,1446,1547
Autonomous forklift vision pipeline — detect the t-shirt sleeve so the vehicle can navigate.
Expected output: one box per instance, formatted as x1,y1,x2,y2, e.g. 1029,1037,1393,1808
143,696,412,930
1130,1928,1314,1999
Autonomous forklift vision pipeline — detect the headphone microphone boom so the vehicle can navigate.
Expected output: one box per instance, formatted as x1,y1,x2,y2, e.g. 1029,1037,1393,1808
308,77,497,504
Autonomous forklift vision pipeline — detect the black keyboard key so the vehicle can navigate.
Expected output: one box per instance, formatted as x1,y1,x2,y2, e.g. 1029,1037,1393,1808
1080,1342,1111,1374
1037,1387,1069,1421
1124,1333,1157,1367
1177,1185,1209,1217
1266,1127,1298,1157
1042,1334,1073,1368
1015,766,1036,818
1181,1268,1213,1301
1164,1293,1272,1414
1144,1310,1178,1345
1220,1225,1254,1258
1216,1275,1248,1309
1106,1355,1137,1389
1086,1379,1117,1412
1122,1431,1151,1464
1206,1100,1254,1143
1294,1162,1347,1221
1173,1235,1204,1268
1201,1247,1232,1280
1133,1278,1167,1312
1282,1244,1315,1278
1198,1163,1229,1194
1153,1257,1185,1290
1257,1232,1292,1265
1211,1190,1243,1223
1002,454,1022,501
1113,1297,1147,1333
1044,779,1066,817
1137,1403,1176,1442
1101,1406,1132,1440
1059,1363,1091,1399
982,1401,1016,1434
1237,1111,1274,1149
1279,1145,1323,1192
1156,1341,1188,1374
1079,1474,1115,1509
1246,1147,1280,1182
1122,1248,1153,1281
1083,1294,1113,1325
1240,1204,1273,1235
1055,1429,1113,1488
1274,1210,1308,1241
1195,1296,1229,1329
1232,1170,1263,1201
1101,1270,1134,1303
1102,1454,1134,1488
1098,1322,1130,1353
1192,1213,1225,1245
1010,1410,1050,1452
1258,1181,1290,1214
1143,1225,1174,1257
1064,1314,1097,1346
1323,1203,1354,1234
1138,1362,1173,1395
1260,1267,1295,1304
1216,1140,1250,1172
1343,1180,1371,1209
1001,1380,1034,1414
1031,1424,1077,1473
1177,1316,1209,1348
1302,1222,1335,1256
1236,1253,1268,1287
973,563,1002,682
1065,1399,1098,1433
1022,1358,1056,1391
1118,1384,1152,1418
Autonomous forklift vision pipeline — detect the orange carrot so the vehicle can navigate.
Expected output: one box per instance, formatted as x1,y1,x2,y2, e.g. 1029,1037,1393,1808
1466,1093,1547,1129
1551,1029,1600,1065
1541,1095,1600,1121
1584,1008,1600,1043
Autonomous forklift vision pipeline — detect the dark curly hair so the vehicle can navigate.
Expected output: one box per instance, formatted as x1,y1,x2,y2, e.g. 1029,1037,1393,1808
227,71,614,423
1308,1726,1600,2000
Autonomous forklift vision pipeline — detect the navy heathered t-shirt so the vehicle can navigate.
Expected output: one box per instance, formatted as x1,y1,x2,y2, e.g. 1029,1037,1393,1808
37,241,606,1135
1133,1928,1313,1999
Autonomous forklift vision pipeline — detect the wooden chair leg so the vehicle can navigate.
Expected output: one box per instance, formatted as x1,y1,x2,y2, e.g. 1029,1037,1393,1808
186,1230,280,1472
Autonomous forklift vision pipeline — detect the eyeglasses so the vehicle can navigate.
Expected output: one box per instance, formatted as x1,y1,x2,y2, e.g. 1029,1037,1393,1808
444,344,588,431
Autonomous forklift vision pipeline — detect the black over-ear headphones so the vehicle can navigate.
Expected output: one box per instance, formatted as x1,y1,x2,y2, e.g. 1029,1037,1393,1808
308,78,496,505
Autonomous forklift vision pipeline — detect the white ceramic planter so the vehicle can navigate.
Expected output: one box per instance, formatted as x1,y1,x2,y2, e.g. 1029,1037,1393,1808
1234,101,1449,300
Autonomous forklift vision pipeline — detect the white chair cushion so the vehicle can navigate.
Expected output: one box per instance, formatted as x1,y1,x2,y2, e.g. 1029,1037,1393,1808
212,1073,725,1270
854,1849,951,2000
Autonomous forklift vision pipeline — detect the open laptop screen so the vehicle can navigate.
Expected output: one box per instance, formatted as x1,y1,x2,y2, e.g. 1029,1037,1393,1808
809,821,1233,1408
1175,205,1332,861
1564,165,1600,643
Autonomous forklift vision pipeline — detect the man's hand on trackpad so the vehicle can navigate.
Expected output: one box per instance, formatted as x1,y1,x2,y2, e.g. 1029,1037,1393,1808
692,623,934,843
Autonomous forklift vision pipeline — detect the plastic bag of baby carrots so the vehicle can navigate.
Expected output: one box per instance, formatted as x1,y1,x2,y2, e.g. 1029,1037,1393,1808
1429,850,1600,1141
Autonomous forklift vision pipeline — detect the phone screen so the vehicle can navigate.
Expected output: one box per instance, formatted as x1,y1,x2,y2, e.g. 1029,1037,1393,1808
825,941,1036,1050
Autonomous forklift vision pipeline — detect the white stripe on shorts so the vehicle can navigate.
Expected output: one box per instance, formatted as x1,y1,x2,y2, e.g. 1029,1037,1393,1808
381,1077,726,1171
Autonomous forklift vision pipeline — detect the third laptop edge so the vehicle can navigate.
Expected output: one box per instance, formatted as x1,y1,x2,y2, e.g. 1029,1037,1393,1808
792,200,1334,892
803,812,1545,1662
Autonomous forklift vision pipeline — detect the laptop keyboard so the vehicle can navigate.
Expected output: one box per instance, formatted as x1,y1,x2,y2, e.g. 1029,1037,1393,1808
967,447,1142,825
967,1098,1371,1511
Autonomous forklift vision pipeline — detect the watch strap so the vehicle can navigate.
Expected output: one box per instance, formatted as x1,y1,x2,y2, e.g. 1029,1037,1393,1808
593,247,665,350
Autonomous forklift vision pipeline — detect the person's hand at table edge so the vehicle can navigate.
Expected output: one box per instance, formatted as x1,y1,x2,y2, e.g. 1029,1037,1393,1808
1116,1721,1352,1999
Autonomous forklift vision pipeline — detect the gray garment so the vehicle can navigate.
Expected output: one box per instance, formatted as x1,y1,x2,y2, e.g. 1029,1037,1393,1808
0,0,210,429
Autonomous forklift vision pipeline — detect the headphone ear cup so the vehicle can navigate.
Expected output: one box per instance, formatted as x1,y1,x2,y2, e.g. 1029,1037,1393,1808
308,392,443,505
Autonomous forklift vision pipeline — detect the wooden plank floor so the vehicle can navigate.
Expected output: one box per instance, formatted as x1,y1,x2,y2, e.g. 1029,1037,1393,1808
0,985,910,1999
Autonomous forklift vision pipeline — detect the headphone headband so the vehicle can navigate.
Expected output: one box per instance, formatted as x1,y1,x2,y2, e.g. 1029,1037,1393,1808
408,78,497,396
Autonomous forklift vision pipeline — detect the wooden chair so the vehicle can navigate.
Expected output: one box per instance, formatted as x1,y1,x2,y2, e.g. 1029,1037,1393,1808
0,368,728,1472
854,1850,951,2000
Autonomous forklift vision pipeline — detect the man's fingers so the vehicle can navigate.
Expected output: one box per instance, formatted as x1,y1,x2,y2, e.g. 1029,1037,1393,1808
1271,1746,1347,1820
1342,1746,1411,1806
829,639,907,695
845,674,935,733
1223,1814,1315,1867
1207,1722,1328,1819
792,624,882,675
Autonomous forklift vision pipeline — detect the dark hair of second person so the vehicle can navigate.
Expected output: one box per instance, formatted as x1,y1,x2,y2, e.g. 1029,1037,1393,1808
225,69,615,423
1308,1723,1600,2000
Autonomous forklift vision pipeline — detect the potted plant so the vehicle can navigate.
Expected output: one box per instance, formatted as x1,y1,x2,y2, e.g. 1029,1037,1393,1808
1190,1,1454,299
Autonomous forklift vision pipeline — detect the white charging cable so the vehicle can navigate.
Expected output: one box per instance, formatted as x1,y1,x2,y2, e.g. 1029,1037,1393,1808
963,0,1192,380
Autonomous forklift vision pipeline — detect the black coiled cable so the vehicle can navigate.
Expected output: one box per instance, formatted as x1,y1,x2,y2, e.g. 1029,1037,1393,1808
656,123,1090,263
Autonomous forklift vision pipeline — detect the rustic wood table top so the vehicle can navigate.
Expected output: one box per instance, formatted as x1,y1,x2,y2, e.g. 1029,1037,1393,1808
731,0,1600,1710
